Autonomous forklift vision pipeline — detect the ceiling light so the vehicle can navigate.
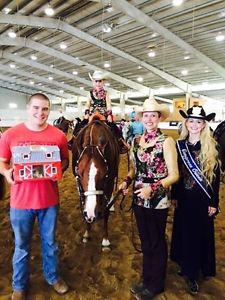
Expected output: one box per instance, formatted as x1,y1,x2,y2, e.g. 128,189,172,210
105,83,110,86
72,71,78,75
173,0,183,6
29,80,34,85
181,69,188,76
59,90,64,94
50,64,54,68
9,63,16,69
105,3,114,13
184,55,190,60
48,76,53,80
80,87,84,90
138,66,142,69
8,30,17,38
102,23,114,33
3,7,11,14
215,32,225,42
30,54,37,60
151,32,158,38
137,77,143,82
104,62,111,68
59,42,67,50
44,4,54,16
148,50,156,57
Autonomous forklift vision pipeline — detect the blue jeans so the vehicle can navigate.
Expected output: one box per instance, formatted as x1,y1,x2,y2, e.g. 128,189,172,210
10,205,59,291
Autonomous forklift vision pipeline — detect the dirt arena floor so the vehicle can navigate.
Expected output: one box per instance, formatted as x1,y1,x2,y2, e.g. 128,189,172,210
0,129,225,300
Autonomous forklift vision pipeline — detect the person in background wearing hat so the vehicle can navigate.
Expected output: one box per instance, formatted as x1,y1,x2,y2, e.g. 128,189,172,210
170,105,220,295
119,98,179,300
77,70,129,153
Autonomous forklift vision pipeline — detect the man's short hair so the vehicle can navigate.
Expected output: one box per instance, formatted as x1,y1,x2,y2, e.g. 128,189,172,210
28,93,50,105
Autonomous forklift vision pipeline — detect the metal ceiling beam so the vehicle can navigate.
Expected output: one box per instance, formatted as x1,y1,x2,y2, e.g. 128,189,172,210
1,52,122,97
0,41,149,97
0,73,74,99
0,63,89,97
112,0,225,80
0,13,187,91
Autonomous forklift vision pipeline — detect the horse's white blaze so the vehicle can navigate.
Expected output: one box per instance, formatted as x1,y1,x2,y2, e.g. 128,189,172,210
85,162,97,219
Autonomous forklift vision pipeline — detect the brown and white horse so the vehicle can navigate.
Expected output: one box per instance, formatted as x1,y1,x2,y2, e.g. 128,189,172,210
72,116,120,250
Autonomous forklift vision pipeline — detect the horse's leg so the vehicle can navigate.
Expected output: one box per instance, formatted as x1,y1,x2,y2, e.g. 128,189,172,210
101,213,111,252
82,223,91,243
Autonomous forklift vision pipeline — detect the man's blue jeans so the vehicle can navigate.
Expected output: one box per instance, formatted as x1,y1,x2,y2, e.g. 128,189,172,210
10,205,59,291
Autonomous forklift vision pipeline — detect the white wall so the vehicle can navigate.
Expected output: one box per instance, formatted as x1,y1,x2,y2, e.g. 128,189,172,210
0,87,27,109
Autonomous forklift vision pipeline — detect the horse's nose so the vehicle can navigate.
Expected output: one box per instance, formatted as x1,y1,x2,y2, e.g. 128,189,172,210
83,211,96,223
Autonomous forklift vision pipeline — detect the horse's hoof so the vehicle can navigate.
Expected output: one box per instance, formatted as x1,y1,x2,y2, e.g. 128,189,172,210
102,245,111,252
82,237,90,243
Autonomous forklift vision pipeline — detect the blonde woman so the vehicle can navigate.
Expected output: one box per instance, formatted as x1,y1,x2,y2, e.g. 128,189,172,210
170,105,220,295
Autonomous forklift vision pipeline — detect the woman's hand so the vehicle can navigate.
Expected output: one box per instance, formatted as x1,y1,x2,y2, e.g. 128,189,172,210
118,181,129,195
134,186,152,200
208,206,217,216
171,199,178,208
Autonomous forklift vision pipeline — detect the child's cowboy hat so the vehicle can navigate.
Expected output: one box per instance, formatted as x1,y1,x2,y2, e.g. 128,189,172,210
179,105,215,122
89,70,107,81
140,97,170,121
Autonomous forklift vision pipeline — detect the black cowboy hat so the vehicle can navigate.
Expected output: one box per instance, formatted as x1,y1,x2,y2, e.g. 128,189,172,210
179,105,215,122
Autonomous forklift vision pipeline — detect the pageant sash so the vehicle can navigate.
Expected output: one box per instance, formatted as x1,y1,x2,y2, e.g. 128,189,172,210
177,140,211,199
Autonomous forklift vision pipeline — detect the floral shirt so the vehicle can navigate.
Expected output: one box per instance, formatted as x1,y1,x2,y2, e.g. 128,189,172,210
132,129,169,209
90,89,107,115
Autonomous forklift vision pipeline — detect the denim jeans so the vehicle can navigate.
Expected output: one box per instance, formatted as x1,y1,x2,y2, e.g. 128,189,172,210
10,205,59,291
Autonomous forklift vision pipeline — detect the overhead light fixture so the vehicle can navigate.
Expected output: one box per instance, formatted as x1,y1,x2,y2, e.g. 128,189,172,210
102,23,114,33
184,55,190,60
105,83,110,86
137,77,143,82
148,50,156,57
104,62,111,68
29,80,34,85
59,42,67,50
80,87,84,90
215,32,225,42
138,66,142,69
181,69,188,76
30,54,37,60
8,30,17,38
9,63,16,69
3,7,11,14
44,4,54,16
173,0,183,6
59,90,64,94
48,76,53,80
105,2,114,13
72,71,78,75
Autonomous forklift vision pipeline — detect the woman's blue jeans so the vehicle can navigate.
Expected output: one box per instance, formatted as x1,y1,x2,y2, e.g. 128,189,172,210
10,205,59,291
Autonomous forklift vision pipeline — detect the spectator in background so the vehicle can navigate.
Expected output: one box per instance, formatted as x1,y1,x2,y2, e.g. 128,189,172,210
127,113,144,145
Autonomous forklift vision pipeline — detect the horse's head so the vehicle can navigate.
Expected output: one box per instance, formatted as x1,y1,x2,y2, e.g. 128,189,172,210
72,120,119,223
53,116,74,134
76,145,109,223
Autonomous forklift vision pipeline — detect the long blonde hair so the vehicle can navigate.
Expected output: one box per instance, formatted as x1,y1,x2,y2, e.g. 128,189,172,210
179,120,219,184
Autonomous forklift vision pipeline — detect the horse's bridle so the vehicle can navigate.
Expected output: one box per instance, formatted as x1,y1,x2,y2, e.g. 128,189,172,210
74,144,110,219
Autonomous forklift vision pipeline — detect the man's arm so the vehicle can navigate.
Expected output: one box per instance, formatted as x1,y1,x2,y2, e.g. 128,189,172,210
0,158,14,184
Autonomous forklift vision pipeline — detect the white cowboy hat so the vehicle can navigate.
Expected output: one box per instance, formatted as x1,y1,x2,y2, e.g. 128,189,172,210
139,97,170,121
89,70,108,81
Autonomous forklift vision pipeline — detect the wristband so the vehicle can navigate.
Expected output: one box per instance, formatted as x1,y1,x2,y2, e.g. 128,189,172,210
85,109,90,115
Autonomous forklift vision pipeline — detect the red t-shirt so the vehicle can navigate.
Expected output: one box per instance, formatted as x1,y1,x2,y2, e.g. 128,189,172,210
0,123,69,209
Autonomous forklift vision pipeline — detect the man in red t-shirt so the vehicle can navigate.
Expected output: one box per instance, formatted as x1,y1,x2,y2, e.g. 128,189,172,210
0,93,69,300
